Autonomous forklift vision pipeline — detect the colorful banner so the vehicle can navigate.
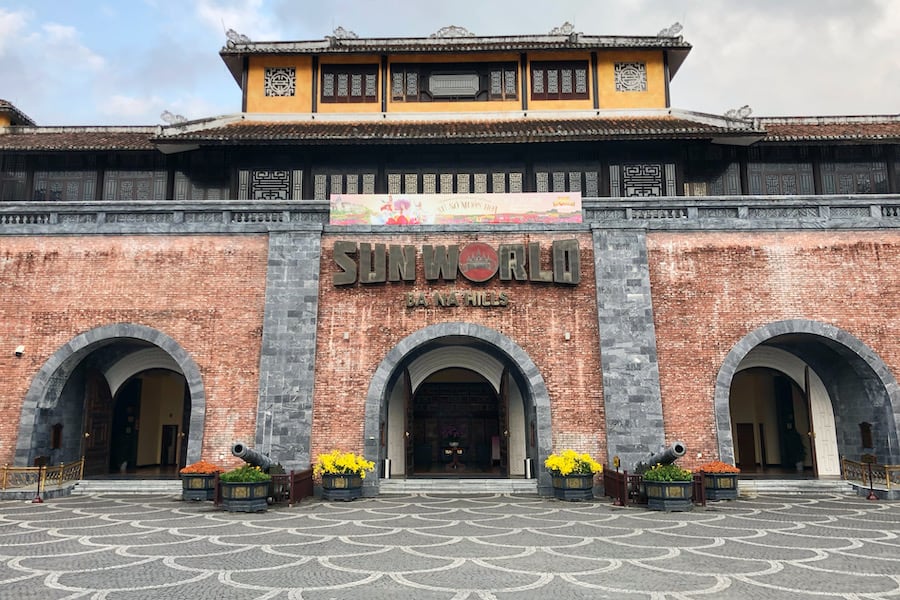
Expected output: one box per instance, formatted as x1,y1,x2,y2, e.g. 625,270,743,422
330,192,582,225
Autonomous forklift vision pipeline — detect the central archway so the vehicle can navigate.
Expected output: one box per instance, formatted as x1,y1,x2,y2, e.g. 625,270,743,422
363,323,552,495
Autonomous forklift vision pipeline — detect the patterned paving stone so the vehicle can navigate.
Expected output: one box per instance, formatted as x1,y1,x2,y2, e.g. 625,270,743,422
0,492,897,599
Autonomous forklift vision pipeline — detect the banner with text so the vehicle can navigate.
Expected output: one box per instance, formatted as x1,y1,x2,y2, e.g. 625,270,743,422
330,192,582,225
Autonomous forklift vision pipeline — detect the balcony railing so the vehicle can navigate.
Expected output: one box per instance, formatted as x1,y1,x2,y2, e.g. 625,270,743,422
0,195,899,234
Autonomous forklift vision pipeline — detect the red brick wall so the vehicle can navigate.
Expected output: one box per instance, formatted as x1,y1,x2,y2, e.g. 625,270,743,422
312,232,605,462
648,231,900,469
0,235,269,465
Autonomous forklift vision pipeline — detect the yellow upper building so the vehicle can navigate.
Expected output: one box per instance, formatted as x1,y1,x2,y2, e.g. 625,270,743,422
220,24,688,117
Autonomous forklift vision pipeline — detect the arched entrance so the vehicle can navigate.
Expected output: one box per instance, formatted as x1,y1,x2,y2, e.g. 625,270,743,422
365,323,552,494
716,320,900,477
15,324,205,475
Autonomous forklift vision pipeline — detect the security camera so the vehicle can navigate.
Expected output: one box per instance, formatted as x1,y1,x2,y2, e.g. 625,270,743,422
14,345,24,357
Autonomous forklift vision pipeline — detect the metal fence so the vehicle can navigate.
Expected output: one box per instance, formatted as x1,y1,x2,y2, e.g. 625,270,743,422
841,458,900,490
1,458,85,490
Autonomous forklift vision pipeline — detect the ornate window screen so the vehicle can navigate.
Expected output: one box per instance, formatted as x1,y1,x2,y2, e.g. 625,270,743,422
0,155,26,201
239,169,304,200
614,62,647,92
609,163,676,197
321,64,378,103
531,61,589,100
822,162,888,194
748,163,814,195
264,67,296,97
391,62,517,102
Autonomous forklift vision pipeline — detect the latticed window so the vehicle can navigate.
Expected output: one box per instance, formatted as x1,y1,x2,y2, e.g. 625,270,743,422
821,162,888,194
614,62,647,92
390,62,517,102
530,61,589,100
321,64,378,103
264,67,296,97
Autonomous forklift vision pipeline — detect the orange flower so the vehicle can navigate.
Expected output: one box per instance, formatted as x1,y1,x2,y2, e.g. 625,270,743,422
179,460,224,475
696,460,740,474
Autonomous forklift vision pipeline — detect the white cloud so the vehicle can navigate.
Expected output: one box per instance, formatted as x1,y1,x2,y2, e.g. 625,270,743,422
193,0,284,41
35,23,106,70
101,94,166,119
0,8,29,55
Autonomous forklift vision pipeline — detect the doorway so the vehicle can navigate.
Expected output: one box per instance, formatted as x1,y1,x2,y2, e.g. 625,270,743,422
406,369,506,477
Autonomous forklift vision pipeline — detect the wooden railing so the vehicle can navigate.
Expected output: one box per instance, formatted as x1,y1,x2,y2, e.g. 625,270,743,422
841,458,900,490
601,468,706,507
1,458,85,490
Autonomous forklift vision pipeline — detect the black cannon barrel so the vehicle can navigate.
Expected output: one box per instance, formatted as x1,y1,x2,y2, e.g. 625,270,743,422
646,441,686,466
635,441,686,473
232,441,277,472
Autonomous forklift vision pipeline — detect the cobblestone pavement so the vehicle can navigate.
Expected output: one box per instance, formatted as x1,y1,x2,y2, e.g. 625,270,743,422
1,492,898,599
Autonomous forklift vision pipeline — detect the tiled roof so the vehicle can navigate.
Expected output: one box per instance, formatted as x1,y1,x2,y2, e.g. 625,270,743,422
152,115,758,145
757,116,900,142
219,33,692,84
0,127,158,151
0,99,36,126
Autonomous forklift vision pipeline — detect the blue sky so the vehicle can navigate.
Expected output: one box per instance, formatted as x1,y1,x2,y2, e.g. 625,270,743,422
1,0,898,126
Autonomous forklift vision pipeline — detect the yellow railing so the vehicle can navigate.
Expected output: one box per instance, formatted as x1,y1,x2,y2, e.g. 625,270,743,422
1,458,85,490
841,458,900,490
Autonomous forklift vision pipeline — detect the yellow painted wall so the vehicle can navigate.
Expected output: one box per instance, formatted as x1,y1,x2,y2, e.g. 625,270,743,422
597,50,667,109
246,55,314,113
0,114,10,127
242,48,669,115
136,372,185,467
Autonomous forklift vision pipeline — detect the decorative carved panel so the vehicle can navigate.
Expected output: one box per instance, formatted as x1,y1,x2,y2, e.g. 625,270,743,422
614,62,647,92
264,67,296,97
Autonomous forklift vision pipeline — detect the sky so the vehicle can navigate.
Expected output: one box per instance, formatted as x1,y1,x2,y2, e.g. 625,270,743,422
1,0,898,126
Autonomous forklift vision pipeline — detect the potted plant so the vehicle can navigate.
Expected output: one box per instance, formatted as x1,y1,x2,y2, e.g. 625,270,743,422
179,460,223,501
696,460,741,501
313,450,375,501
442,425,463,447
218,464,271,512
544,449,603,501
643,463,693,511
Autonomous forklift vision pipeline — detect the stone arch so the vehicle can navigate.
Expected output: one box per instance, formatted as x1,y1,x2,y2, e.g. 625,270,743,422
363,322,552,494
715,319,900,467
15,323,205,466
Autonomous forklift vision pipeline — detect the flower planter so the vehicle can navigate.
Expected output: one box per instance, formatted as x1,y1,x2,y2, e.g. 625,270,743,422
321,473,364,501
181,473,217,501
703,473,739,501
645,480,693,511
219,481,269,512
551,474,595,501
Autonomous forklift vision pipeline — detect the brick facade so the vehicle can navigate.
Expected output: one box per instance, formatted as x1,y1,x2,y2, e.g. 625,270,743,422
0,235,269,466
311,232,605,463
648,230,900,469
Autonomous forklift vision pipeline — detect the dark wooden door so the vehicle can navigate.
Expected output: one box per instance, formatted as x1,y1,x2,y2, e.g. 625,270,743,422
82,370,112,477
160,425,178,466
735,423,757,472
404,370,414,476
498,369,510,476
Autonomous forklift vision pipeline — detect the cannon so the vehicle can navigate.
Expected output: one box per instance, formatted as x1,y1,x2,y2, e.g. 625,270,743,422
634,441,686,474
232,441,285,475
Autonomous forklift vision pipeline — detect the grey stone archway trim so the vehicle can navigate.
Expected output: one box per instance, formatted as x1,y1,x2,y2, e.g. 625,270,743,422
713,319,900,464
362,322,553,494
15,323,206,466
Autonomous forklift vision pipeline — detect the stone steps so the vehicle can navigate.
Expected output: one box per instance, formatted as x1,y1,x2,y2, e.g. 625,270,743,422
9,477,856,499
378,478,539,495
70,479,182,495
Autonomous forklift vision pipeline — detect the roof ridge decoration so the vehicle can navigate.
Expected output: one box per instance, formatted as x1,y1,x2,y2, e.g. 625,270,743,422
724,105,753,120
160,110,187,125
331,26,358,39
549,22,576,35
657,22,683,38
225,28,251,48
430,25,475,38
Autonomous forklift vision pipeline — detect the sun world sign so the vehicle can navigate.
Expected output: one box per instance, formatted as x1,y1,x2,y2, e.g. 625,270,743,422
333,239,580,286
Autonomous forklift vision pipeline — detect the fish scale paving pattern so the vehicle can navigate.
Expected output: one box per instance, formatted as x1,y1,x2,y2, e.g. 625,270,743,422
0,493,897,599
